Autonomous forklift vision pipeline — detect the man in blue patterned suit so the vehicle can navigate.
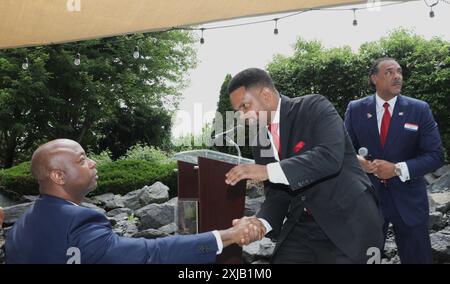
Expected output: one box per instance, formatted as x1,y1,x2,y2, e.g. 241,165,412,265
6,139,261,264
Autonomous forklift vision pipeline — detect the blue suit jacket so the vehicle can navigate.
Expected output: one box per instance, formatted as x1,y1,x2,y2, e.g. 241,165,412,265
344,95,444,226
6,194,218,264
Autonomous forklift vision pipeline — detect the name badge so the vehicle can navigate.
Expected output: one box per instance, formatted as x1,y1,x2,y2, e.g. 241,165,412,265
404,123,418,132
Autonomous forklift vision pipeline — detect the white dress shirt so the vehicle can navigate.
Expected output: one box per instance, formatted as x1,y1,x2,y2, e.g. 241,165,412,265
375,93,410,182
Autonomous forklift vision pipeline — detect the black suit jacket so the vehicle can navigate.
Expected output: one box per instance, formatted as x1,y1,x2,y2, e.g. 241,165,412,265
253,94,384,263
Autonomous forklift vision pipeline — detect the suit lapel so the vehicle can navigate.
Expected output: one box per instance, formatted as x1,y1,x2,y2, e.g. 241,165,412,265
365,95,382,157
279,95,292,160
382,95,407,156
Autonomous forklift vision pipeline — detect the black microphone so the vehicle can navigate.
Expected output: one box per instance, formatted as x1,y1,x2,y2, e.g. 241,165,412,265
358,147,373,161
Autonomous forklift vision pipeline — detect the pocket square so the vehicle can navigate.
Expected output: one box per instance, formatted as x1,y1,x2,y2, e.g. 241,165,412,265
293,141,305,153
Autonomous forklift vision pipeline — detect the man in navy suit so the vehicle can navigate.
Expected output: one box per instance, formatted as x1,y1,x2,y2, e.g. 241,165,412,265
5,139,262,264
344,57,445,263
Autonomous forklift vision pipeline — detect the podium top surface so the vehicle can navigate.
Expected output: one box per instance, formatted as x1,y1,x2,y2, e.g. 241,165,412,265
173,150,254,165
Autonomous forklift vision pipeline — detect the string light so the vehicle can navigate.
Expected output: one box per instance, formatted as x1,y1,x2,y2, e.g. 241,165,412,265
200,28,205,44
352,9,358,26
10,0,438,69
21,57,29,70
74,52,81,66
273,19,279,35
424,0,440,17
133,46,140,58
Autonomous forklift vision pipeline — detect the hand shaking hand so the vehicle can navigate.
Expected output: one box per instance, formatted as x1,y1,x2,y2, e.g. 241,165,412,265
231,216,266,246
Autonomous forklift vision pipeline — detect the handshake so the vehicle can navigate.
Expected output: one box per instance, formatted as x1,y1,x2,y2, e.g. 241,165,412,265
219,216,266,248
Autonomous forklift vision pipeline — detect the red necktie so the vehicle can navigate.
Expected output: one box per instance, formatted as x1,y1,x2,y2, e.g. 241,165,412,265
380,102,391,147
269,123,281,158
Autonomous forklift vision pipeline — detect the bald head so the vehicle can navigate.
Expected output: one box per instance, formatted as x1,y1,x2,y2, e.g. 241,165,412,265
31,139,98,203
31,139,81,182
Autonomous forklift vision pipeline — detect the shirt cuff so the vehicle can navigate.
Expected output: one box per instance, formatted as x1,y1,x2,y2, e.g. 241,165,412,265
267,162,290,185
396,162,410,182
212,230,223,255
258,218,273,234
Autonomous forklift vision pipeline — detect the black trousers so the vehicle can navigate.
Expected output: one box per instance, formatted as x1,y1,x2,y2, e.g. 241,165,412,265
272,212,355,264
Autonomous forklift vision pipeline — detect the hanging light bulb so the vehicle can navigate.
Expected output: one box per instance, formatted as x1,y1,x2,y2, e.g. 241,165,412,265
200,28,205,44
133,46,140,59
273,19,279,35
74,53,81,66
22,57,29,70
352,9,358,26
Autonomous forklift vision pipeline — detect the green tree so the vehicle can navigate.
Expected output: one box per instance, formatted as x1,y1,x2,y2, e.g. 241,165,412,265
0,31,198,167
267,29,449,160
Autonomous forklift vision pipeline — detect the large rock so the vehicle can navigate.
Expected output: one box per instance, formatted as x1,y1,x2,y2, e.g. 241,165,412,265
112,219,139,237
132,229,169,239
158,223,177,235
434,165,450,178
430,230,450,263
429,173,450,193
135,202,175,230
106,207,133,217
383,238,398,259
244,196,265,217
121,182,170,210
242,237,275,264
91,193,124,211
2,202,34,225
429,211,447,231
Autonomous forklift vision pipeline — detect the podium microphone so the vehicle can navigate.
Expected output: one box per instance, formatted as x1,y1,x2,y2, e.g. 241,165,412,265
213,125,243,163
358,147,373,161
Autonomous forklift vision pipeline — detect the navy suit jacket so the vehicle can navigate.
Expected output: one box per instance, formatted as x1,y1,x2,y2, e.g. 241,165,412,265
344,94,444,226
6,194,218,264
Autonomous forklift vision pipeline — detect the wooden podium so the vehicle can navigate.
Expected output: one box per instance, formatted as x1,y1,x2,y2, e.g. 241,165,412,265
174,150,254,264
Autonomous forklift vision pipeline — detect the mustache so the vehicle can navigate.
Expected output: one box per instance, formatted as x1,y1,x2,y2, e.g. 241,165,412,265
392,81,402,86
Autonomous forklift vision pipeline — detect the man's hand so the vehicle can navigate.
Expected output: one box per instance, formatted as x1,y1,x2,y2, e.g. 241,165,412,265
225,164,268,186
357,155,377,174
232,216,266,245
372,159,396,179
219,216,265,248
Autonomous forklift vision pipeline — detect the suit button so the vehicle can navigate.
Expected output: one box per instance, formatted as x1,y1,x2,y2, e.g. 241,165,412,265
301,196,306,201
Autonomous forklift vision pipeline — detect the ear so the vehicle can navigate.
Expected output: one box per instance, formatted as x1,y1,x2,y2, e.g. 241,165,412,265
49,169,66,186
370,74,377,86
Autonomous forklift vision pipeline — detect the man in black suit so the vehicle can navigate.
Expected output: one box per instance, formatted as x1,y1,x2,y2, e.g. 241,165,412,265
226,68,384,263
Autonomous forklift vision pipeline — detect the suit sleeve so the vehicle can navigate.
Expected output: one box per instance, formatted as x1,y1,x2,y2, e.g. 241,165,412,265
279,95,346,191
255,182,292,239
405,102,445,178
69,211,218,264
344,100,360,151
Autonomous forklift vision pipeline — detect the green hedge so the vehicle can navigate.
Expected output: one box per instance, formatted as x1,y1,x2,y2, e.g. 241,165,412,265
0,160,178,198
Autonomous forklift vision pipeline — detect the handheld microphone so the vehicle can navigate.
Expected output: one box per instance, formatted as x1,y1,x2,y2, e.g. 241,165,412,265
358,147,373,161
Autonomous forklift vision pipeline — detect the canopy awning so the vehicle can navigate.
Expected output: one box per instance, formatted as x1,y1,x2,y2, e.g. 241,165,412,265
0,0,373,49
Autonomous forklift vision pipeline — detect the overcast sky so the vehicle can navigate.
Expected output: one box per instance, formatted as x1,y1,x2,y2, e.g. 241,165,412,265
172,0,450,138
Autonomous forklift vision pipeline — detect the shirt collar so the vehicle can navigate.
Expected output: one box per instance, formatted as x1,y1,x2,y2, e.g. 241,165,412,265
375,93,398,110
271,97,281,125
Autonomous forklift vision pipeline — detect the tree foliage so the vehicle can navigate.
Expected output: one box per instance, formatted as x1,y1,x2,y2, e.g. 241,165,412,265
0,31,198,167
267,29,449,160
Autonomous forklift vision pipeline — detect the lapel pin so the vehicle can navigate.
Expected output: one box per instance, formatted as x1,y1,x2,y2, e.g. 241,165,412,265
367,113,372,119
399,112,404,116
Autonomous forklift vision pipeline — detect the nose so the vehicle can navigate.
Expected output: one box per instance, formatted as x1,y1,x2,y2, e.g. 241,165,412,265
88,158,97,168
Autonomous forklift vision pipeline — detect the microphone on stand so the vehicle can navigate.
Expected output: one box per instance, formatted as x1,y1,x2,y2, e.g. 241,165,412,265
214,125,243,163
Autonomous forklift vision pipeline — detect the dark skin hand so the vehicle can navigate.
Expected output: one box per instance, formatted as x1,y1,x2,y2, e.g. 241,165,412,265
225,164,269,186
